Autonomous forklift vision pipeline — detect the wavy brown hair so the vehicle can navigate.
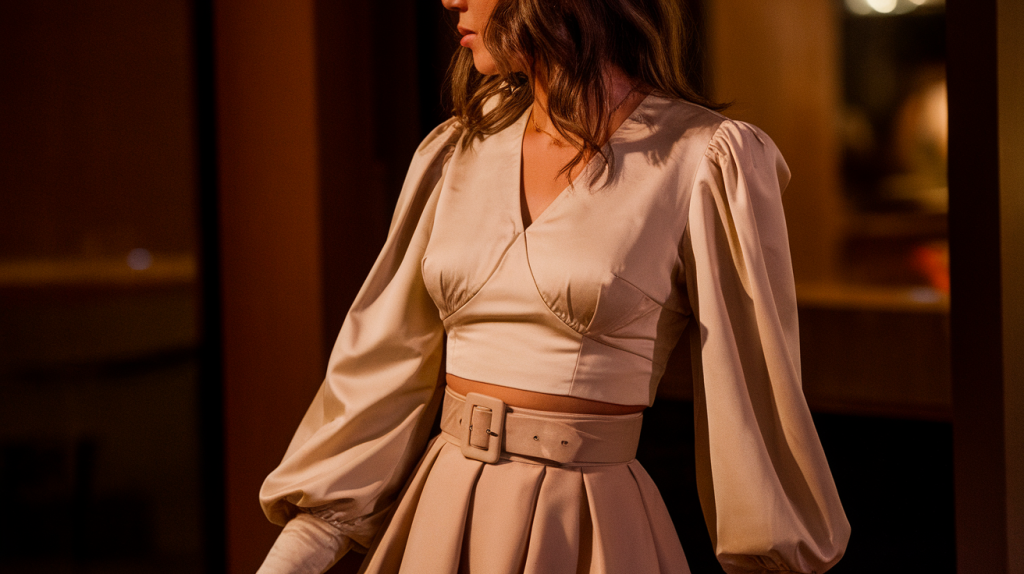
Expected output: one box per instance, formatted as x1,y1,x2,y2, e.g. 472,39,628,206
448,0,723,178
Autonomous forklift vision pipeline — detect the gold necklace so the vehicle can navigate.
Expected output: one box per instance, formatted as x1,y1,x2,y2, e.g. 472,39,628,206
531,80,642,145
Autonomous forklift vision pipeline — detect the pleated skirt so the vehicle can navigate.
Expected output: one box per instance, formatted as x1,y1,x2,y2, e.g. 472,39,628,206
358,432,691,574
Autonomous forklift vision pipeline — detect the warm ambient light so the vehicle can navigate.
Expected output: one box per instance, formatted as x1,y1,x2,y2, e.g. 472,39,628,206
845,0,943,15
867,0,898,13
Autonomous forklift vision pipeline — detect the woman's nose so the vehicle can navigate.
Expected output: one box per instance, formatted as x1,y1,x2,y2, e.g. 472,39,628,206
442,0,467,12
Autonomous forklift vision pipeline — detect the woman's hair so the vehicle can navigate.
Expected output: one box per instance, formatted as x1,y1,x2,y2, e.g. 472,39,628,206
448,0,723,178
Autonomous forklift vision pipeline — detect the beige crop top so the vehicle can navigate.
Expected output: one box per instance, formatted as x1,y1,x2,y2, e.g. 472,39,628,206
261,94,850,574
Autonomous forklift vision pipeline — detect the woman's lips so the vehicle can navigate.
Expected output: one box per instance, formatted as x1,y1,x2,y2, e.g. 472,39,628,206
458,25,477,48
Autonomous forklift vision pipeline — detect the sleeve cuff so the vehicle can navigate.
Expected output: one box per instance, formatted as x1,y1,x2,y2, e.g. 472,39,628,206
256,513,354,574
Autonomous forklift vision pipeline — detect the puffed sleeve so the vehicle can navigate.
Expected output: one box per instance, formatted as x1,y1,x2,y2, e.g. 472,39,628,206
259,119,460,552
681,120,850,574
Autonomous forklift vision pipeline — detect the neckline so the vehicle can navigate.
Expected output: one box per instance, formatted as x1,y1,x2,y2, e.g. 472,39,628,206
515,91,656,232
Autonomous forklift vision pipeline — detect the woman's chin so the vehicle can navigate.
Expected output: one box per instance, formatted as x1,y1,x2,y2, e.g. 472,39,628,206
472,54,499,76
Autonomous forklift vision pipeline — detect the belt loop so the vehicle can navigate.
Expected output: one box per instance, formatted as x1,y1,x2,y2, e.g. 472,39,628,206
460,393,506,463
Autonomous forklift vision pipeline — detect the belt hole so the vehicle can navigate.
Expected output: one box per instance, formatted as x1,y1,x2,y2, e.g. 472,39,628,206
533,436,539,441
561,440,568,446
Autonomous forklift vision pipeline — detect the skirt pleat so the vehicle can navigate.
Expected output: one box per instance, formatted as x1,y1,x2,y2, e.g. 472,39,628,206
522,466,586,574
359,435,690,574
461,459,546,574
401,441,483,573
628,462,692,573
582,465,662,573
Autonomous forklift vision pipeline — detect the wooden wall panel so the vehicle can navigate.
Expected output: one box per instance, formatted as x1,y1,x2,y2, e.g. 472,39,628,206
998,0,1024,567
214,2,324,572
707,0,843,284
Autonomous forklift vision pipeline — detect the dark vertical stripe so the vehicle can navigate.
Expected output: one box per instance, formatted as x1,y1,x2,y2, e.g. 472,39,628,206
947,0,1007,572
417,2,460,137
191,0,226,571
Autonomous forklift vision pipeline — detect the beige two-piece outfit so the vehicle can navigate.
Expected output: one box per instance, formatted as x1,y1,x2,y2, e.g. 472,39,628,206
259,94,851,574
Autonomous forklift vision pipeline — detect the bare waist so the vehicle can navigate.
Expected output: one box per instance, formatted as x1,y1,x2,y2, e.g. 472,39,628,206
445,374,646,416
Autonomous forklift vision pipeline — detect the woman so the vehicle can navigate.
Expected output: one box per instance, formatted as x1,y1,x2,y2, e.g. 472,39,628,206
257,0,850,572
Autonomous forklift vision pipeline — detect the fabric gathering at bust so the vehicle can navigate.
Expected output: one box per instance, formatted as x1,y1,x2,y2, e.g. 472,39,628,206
258,93,850,574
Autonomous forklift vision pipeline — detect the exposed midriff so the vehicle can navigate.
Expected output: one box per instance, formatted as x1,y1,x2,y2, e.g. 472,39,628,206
445,374,647,415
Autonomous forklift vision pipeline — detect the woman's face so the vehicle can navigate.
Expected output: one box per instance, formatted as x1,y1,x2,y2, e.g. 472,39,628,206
442,0,501,75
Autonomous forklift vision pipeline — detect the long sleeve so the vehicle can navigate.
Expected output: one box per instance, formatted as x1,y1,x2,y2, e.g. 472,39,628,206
681,120,850,574
256,514,353,574
259,119,460,554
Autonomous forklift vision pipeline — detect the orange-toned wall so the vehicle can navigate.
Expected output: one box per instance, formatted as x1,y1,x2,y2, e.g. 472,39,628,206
0,1,196,260
214,1,325,572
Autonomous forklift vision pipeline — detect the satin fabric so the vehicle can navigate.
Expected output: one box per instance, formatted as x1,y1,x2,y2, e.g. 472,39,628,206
360,434,690,574
260,93,850,573
257,514,351,574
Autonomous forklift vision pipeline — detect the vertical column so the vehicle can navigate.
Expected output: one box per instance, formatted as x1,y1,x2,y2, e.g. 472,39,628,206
213,2,324,573
314,0,423,359
949,0,1023,571
997,0,1024,570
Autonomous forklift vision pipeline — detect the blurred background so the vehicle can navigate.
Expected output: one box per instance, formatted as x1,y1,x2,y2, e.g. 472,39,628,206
1,0,1020,573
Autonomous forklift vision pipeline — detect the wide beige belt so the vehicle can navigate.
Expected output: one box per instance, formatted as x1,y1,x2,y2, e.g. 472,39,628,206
439,387,643,465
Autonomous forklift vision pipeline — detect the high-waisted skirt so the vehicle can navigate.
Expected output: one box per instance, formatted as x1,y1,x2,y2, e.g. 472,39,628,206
357,388,692,574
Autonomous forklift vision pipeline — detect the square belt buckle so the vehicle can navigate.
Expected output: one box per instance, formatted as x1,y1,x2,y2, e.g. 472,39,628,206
460,392,506,464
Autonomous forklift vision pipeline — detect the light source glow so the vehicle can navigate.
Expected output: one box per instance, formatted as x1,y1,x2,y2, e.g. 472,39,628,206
846,0,944,16
845,0,873,15
127,248,153,271
867,0,898,13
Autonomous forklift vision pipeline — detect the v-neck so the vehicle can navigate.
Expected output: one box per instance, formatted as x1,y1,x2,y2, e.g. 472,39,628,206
515,92,654,232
